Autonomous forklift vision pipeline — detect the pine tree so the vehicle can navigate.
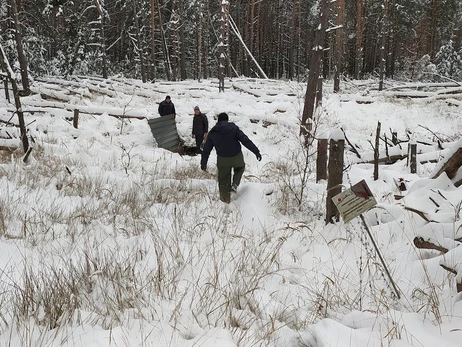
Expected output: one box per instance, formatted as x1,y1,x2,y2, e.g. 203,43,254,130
435,40,462,80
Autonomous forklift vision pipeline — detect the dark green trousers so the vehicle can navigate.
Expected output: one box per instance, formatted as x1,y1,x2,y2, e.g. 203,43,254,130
217,152,245,203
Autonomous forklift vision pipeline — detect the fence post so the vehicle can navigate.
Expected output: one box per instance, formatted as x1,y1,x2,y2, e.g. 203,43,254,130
392,131,398,145
374,121,381,180
73,109,79,129
410,142,417,173
316,135,328,182
326,132,345,224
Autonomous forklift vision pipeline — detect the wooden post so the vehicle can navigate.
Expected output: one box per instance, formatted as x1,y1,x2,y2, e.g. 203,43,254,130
374,122,381,180
410,143,417,173
326,135,344,224
73,109,79,129
391,131,398,145
316,137,328,182
384,133,390,163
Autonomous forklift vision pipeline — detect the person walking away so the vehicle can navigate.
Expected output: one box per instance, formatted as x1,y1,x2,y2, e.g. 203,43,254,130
201,112,261,203
192,106,208,154
158,95,176,117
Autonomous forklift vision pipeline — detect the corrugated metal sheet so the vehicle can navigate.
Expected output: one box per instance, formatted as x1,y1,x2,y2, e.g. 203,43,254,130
147,114,180,152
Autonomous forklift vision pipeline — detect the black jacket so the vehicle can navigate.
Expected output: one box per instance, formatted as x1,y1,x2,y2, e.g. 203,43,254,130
201,121,260,167
158,100,176,116
192,113,208,136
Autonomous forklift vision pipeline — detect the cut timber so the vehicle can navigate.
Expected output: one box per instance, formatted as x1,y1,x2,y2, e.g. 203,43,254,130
232,84,262,97
432,146,462,187
358,154,438,165
413,236,448,254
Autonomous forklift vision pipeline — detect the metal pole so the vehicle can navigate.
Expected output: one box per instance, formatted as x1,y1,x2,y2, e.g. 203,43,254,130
359,214,401,299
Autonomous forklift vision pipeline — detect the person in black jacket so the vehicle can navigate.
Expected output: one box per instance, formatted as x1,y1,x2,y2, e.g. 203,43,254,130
201,112,261,203
192,106,208,154
158,95,176,117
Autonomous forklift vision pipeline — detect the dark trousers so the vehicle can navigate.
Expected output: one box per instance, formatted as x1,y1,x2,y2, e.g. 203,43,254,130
195,134,204,153
217,152,245,203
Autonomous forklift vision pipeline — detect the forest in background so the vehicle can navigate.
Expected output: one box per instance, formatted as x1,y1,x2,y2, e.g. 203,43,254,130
1,0,462,85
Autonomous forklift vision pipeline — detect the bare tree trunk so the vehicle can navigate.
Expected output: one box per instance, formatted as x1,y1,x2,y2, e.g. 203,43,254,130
133,0,146,82
300,0,329,144
9,0,30,94
289,0,297,80
178,0,186,80
219,1,229,92
156,0,172,80
0,44,29,153
150,0,157,80
355,0,363,79
334,0,345,92
429,0,438,59
95,0,108,79
197,1,202,81
379,0,388,91
248,0,255,76
204,0,210,79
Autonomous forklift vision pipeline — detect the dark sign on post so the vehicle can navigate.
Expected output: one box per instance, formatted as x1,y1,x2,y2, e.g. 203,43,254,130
332,180,377,223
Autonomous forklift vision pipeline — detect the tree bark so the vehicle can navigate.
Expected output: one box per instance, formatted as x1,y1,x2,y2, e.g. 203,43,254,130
334,0,345,92
156,0,172,80
355,0,363,79
179,0,186,80
133,0,146,82
94,0,108,79
219,1,229,92
379,0,388,91
196,1,202,81
300,0,329,144
150,0,157,80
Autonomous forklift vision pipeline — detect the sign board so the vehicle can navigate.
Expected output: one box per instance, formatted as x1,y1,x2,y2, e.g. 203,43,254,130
332,180,377,223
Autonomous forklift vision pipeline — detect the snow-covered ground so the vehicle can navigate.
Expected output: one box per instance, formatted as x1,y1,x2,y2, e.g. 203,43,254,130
0,77,461,346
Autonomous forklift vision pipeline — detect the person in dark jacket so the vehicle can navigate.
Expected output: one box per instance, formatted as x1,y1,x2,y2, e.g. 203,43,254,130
158,95,176,117
192,105,208,154
201,112,261,203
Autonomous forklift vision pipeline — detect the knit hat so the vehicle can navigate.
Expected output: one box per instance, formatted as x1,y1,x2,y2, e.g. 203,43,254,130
166,95,171,99
217,112,229,122
194,105,200,110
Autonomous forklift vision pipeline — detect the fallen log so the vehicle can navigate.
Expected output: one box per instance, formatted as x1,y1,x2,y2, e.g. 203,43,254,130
232,83,262,97
385,82,461,91
356,154,438,165
432,146,462,182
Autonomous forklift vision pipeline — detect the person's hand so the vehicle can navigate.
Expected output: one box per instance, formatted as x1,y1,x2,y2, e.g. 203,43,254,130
192,134,195,138
201,164,206,171
203,132,208,140
256,152,262,161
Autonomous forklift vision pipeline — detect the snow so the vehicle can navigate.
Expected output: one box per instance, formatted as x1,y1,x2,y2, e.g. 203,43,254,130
0,76,462,346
